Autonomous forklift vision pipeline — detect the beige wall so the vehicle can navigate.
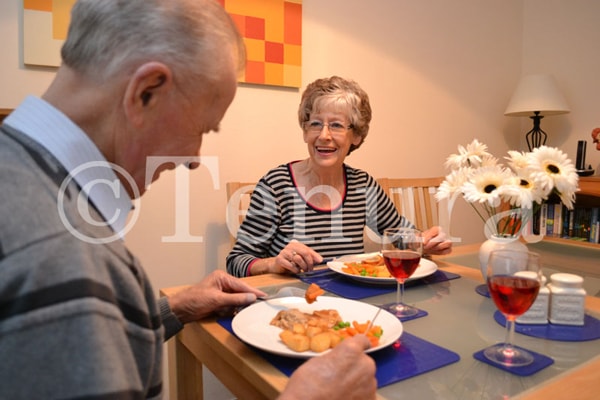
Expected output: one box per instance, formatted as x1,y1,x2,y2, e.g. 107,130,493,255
522,0,600,170
2,0,600,397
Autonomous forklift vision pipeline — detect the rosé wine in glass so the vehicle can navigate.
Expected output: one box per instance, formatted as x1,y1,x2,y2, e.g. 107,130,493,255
382,228,423,318
383,250,421,280
487,275,540,316
484,249,542,367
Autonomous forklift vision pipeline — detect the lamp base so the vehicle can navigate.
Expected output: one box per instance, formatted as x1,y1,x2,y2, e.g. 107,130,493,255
526,111,546,151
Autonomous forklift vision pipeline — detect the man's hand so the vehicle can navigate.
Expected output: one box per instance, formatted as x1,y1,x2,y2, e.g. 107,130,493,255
280,335,377,400
167,270,267,324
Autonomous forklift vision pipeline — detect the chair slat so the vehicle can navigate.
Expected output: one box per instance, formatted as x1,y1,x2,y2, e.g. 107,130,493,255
377,177,444,231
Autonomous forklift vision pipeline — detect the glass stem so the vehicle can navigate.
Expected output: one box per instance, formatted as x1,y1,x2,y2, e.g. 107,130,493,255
504,317,516,355
398,281,405,305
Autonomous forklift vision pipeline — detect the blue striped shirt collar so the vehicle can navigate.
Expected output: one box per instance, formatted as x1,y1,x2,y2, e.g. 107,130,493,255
4,96,133,238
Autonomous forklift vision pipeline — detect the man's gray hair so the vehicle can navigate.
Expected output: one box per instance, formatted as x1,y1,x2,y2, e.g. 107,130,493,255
61,0,245,85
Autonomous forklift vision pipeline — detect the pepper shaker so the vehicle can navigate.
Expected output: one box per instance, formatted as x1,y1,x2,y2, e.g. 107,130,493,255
516,272,549,325
548,273,586,326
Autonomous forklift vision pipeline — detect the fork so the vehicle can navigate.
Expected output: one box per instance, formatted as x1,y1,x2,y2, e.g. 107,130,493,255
295,258,336,277
257,286,306,301
365,307,382,334
231,286,306,316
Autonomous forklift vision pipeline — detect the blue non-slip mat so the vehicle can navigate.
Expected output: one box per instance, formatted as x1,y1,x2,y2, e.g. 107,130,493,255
217,318,460,388
494,310,600,342
475,283,490,298
297,269,461,300
371,332,460,386
473,345,554,376
378,304,428,322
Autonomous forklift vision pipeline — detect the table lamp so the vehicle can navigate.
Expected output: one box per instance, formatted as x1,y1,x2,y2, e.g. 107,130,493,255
504,74,570,151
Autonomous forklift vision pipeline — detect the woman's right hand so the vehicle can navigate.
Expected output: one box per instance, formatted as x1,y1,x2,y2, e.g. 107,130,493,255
273,239,323,274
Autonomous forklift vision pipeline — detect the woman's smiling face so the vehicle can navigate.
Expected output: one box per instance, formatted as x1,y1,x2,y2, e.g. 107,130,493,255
303,110,362,167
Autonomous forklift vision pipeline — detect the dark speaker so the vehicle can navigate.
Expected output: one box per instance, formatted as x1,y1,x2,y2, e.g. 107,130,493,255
575,140,586,170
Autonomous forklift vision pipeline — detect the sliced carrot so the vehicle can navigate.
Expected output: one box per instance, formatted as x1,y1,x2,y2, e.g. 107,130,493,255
338,330,352,339
342,255,392,278
369,325,383,337
345,327,358,336
305,283,325,304
352,321,369,334
367,335,379,347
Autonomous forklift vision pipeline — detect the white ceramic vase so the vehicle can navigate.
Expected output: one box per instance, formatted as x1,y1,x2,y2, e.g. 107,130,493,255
478,234,528,281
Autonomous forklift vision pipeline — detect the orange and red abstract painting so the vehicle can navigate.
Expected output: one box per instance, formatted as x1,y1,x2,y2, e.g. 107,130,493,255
220,0,302,88
23,0,302,88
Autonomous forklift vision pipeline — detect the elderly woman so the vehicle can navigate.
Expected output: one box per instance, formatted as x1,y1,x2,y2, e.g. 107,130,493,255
226,76,451,277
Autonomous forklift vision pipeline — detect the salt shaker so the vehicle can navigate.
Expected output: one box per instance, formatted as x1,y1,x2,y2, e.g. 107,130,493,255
516,272,549,324
548,273,586,326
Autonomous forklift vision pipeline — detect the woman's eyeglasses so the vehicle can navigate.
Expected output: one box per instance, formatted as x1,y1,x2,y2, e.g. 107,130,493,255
303,121,353,134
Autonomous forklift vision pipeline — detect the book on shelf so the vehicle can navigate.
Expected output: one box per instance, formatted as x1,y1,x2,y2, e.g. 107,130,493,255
545,203,554,236
590,208,599,243
539,203,547,236
553,204,563,237
568,208,575,237
532,207,540,235
534,203,599,244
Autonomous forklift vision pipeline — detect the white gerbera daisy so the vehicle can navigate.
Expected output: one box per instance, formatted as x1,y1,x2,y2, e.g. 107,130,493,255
462,165,514,207
498,174,545,209
480,155,499,168
444,139,492,169
527,146,579,209
505,150,530,173
557,188,577,209
435,167,470,201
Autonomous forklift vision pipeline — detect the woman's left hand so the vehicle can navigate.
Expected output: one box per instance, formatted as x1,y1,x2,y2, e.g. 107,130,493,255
422,226,452,255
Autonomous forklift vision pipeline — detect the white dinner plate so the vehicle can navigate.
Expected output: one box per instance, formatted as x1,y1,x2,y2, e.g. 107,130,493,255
231,296,403,359
327,252,438,285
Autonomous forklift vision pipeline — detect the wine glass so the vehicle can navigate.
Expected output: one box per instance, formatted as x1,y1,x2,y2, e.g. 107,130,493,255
382,227,423,318
484,249,542,367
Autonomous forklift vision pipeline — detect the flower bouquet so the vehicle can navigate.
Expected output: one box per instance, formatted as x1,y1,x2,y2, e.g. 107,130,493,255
435,140,579,239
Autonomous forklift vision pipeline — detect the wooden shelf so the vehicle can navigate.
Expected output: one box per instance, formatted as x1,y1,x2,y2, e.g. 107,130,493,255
578,176,600,197
543,235,600,249
549,176,600,248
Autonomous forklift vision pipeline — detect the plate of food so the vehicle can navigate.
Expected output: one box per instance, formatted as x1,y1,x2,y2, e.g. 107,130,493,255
327,252,438,285
231,296,403,358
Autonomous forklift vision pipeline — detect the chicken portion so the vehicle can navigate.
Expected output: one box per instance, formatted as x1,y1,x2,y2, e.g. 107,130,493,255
270,308,342,331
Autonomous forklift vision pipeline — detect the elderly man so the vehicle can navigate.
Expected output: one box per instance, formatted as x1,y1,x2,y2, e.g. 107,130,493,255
0,1,376,399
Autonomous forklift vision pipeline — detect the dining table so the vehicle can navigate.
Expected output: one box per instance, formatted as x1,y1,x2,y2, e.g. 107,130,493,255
160,243,600,400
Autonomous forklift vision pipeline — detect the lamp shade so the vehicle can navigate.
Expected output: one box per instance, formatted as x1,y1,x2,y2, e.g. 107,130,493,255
504,74,570,117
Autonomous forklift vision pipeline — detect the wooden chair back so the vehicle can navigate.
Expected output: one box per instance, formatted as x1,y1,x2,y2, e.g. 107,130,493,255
225,181,256,246
377,177,445,231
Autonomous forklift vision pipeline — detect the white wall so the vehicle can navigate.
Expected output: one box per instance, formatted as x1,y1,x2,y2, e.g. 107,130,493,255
522,0,600,172
2,1,599,398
